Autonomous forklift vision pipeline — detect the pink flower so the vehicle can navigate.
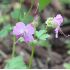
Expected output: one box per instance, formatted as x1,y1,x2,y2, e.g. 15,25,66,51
13,22,34,43
53,14,63,38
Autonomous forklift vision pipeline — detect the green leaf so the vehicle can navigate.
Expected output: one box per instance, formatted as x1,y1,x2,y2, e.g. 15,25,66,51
35,30,47,38
18,37,24,43
0,30,8,38
0,24,12,38
29,40,47,47
0,15,10,23
2,0,11,4
11,8,27,21
65,40,70,49
11,9,21,21
11,8,34,24
29,40,38,47
5,56,27,69
60,0,70,4
20,0,24,3
29,40,50,47
39,34,50,40
35,30,50,40
38,40,48,47
4,24,12,30
39,0,51,12
21,15,34,24
0,16,4,23
39,30,47,36
67,50,70,55
64,63,70,69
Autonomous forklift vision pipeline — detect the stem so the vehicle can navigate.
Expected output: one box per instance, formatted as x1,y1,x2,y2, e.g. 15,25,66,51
12,36,16,57
23,0,34,20
29,46,35,69
46,43,52,68
59,28,70,37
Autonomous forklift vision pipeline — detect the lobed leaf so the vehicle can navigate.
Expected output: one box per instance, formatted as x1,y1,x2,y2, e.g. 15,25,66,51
5,56,27,69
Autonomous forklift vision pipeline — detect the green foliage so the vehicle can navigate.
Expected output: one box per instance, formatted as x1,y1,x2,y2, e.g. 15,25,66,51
0,16,4,23
0,15,10,24
67,50,70,55
11,8,34,24
5,56,27,69
2,0,11,4
0,4,10,15
64,38,70,55
39,0,51,12
60,0,70,4
62,18,70,26
18,37,24,43
65,40,70,49
29,40,38,47
11,9,21,21
35,30,50,40
36,30,47,37
22,15,34,24
63,63,70,69
29,40,49,47
19,0,24,3
38,40,49,47
39,34,50,40
0,24,12,38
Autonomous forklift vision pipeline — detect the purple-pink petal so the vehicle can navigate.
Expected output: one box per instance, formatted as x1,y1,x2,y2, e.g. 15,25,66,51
24,34,34,43
25,24,34,35
13,22,25,35
13,22,35,43
16,22,25,28
53,14,63,26
53,14,63,38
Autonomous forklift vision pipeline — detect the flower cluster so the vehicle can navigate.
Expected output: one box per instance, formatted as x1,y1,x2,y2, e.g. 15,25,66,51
46,14,63,38
13,14,63,43
13,22,34,43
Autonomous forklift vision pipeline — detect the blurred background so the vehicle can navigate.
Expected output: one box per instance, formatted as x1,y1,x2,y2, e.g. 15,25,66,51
0,0,70,69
